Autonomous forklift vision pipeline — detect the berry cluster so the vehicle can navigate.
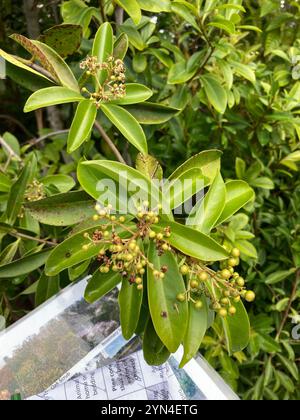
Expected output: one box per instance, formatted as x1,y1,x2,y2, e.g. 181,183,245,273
176,248,255,318
80,56,126,107
25,180,45,202
82,203,171,291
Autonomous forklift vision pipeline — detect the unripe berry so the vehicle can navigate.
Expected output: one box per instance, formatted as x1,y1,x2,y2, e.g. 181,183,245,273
223,291,231,298
162,243,169,252
83,232,89,239
190,280,199,289
221,269,231,280
135,277,143,285
103,231,110,238
119,216,126,223
137,284,143,291
180,265,189,275
231,248,241,258
245,291,256,303
177,293,186,303
228,258,238,267
234,296,241,303
82,244,89,251
219,308,228,318
199,271,209,281
237,277,245,287
159,273,165,279
221,298,229,305
93,215,99,221
149,231,156,239
139,269,145,275
229,306,237,315
195,301,203,310
153,270,161,278
156,233,164,241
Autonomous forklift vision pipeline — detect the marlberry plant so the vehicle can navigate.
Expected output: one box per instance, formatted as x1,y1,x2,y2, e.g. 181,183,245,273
0,14,257,368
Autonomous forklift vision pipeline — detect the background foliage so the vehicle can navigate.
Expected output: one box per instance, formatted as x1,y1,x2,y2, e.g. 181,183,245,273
0,0,299,400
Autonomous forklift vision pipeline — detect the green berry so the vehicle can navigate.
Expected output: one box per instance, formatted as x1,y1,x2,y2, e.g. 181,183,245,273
190,280,199,289
219,308,228,318
199,271,209,282
177,293,186,303
245,291,256,303
195,301,203,310
231,248,241,258
228,258,238,267
180,265,189,275
229,306,237,315
237,277,245,287
221,269,232,280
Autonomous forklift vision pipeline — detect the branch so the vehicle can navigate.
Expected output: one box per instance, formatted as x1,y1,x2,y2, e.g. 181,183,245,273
94,121,126,165
0,136,22,161
27,129,69,148
276,269,300,341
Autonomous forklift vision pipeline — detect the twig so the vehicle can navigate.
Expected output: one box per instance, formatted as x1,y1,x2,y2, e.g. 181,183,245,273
27,129,69,148
94,120,126,165
0,135,22,161
276,269,300,341
11,231,56,246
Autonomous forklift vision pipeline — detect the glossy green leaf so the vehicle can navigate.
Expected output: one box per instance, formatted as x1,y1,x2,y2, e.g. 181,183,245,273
0,249,51,279
101,104,147,155
114,33,129,60
188,172,226,234
92,23,113,86
126,103,179,124
171,2,200,32
180,296,208,368
119,277,143,340
0,173,12,193
24,87,83,112
0,240,20,266
6,62,54,92
168,61,198,85
35,272,60,306
154,221,229,261
222,301,250,354
148,244,188,353
41,174,76,193
169,150,222,182
235,240,258,259
143,318,171,366
265,268,296,285
138,0,171,12
115,0,142,25
68,99,97,153
208,20,235,34
111,83,153,105
216,181,255,226
230,61,256,83
25,191,95,226
5,157,35,225
201,74,227,114
0,48,53,82
136,153,163,181
69,259,91,282
85,270,122,303
45,223,110,276
11,35,79,91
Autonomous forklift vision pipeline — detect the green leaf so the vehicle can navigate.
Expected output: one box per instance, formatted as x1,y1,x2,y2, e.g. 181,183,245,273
45,223,111,276
11,35,79,91
101,103,147,154
235,240,258,259
136,153,163,181
4,157,35,225
25,191,95,226
153,221,229,261
39,24,83,58
111,83,153,105
0,48,54,83
265,268,296,285
188,172,226,234
222,301,250,354
92,22,114,86
41,174,76,193
24,87,83,112
216,181,255,226
6,61,54,92
277,354,299,381
77,160,167,216
114,33,129,60
208,20,235,34
230,61,256,83
85,270,122,303
168,61,198,85
148,244,188,353
119,277,143,340
0,250,51,279
143,318,171,366
67,99,97,153
115,0,142,25
69,259,91,281
0,173,12,193
126,103,179,124
35,272,60,306
0,240,20,266
180,296,208,368
201,74,228,114
171,2,200,32
169,150,222,182
137,0,171,12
